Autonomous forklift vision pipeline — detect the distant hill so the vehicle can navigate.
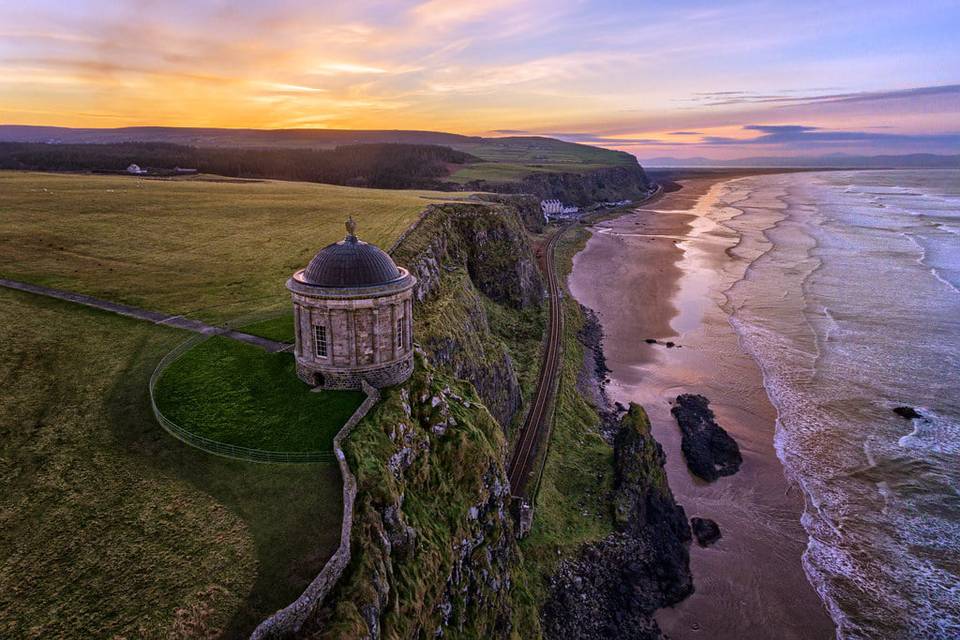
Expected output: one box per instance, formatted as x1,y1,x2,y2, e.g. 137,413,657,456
0,125,651,204
0,125,636,170
640,153,960,169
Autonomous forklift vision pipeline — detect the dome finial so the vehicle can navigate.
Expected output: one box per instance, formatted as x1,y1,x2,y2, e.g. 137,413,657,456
345,216,357,241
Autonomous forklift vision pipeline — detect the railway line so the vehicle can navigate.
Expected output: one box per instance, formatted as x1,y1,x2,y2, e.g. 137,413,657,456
506,222,571,499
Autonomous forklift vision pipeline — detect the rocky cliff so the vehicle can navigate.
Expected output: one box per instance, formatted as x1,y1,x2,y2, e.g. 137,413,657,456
282,197,693,640
540,404,693,640
463,165,653,207
300,354,524,639
392,201,545,429
285,200,547,639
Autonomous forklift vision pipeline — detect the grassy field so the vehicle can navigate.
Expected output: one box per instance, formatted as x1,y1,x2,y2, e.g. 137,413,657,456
459,137,636,167
0,286,343,638
0,172,463,323
448,136,638,183
154,337,364,452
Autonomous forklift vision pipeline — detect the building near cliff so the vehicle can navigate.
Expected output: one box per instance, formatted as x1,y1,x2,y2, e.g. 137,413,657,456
540,198,579,220
286,217,417,390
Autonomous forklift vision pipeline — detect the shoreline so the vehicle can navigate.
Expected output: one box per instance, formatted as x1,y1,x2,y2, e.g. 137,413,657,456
566,175,835,639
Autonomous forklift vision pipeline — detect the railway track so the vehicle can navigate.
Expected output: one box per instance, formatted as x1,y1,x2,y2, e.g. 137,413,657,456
506,223,571,499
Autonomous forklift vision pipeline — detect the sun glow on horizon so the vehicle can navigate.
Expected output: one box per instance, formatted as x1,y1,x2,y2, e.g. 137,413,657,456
1,0,958,158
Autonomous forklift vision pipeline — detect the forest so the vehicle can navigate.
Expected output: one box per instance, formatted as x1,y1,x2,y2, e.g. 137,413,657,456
0,142,479,189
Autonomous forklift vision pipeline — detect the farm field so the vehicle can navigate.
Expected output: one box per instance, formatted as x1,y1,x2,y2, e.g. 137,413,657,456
0,172,462,324
0,289,342,638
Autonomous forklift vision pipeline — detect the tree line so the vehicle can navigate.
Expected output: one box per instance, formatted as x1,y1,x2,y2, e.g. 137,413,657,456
0,142,479,189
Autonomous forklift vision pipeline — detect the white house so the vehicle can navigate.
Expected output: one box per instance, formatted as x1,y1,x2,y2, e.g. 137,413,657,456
540,199,579,220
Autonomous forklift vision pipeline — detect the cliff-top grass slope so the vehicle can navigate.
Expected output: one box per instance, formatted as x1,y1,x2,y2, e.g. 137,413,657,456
445,136,638,183
0,288,343,639
0,171,464,323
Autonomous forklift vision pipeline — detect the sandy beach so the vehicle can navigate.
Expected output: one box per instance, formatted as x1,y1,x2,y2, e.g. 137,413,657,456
567,177,836,639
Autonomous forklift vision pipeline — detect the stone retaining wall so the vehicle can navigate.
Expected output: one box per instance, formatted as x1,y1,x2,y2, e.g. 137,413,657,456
249,380,380,639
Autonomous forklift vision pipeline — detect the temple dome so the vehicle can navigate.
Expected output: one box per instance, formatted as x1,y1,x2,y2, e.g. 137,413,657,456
301,219,402,288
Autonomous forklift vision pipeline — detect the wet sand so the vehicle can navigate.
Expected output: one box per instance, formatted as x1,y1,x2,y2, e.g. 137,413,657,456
567,178,836,639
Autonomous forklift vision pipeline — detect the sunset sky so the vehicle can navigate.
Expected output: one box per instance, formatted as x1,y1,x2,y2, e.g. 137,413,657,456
1,0,958,159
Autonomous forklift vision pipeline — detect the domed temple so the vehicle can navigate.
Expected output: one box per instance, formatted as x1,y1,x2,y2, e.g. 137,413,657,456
286,218,417,390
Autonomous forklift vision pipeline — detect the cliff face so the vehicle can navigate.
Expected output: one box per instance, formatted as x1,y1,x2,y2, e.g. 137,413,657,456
463,165,653,207
286,196,693,640
392,202,545,429
302,355,522,639
469,193,546,233
293,200,547,639
541,404,693,640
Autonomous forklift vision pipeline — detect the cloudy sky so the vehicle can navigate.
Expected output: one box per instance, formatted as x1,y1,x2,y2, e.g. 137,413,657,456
1,0,958,159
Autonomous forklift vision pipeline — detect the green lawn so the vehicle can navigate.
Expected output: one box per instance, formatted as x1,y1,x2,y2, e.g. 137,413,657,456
0,172,458,323
0,289,343,639
237,314,296,343
154,337,364,452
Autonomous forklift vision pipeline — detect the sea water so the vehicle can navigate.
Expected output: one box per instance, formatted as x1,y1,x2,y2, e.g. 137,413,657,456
720,170,960,638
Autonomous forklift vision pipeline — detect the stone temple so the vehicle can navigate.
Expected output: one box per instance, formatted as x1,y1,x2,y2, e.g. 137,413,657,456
286,218,416,390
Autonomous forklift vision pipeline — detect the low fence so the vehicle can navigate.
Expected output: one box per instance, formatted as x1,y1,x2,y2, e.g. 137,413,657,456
250,380,381,639
148,332,335,464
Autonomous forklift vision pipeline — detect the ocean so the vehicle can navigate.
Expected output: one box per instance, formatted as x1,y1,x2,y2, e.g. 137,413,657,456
721,170,960,638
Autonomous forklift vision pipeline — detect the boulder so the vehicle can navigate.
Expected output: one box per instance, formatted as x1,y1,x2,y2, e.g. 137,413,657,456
671,394,742,482
690,517,721,547
893,406,922,420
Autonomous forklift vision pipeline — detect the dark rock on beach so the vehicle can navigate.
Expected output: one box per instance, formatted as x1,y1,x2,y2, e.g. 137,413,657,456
671,394,742,482
541,405,693,640
577,305,622,441
690,517,721,547
893,406,923,420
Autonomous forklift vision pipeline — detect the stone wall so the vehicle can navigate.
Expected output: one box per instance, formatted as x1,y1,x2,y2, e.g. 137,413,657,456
295,355,414,390
249,380,381,640
290,281,415,390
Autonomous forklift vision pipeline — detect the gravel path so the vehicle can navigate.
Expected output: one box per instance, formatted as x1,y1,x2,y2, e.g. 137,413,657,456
0,277,291,353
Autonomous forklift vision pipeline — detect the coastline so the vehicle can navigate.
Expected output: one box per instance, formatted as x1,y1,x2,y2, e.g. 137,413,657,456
566,176,835,639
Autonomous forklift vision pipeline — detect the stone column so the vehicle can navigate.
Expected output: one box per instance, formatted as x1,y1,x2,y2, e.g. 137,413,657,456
348,305,358,366
372,305,381,364
293,304,303,357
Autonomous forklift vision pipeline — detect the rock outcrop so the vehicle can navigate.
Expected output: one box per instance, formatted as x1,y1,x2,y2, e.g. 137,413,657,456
541,404,693,640
690,517,721,547
470,193,546,233
893,406,923,420
392,202,545,429
671,394,742,482
301,356,523,639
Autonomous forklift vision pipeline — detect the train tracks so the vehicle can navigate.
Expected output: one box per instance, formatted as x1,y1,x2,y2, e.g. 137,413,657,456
506,223,571,499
